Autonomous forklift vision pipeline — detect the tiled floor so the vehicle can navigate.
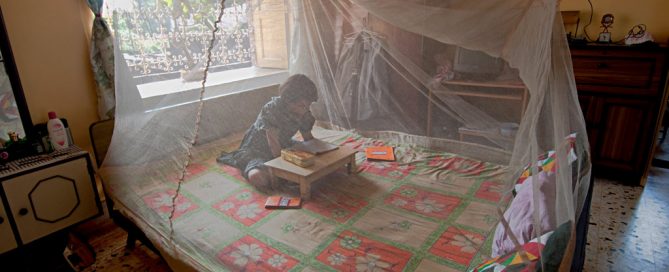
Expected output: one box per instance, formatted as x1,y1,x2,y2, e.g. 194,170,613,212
584,166,669,272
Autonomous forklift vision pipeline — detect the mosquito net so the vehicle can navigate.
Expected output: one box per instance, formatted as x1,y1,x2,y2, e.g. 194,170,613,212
101,0,591,271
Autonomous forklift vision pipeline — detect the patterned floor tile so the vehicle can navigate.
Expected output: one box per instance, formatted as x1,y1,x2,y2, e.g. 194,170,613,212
584,167,669,272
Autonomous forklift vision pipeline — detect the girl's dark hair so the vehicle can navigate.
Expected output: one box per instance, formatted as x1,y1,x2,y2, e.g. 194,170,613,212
279,74,318,103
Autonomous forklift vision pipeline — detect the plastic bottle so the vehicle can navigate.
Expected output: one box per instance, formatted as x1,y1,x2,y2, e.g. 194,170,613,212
47,111,69,150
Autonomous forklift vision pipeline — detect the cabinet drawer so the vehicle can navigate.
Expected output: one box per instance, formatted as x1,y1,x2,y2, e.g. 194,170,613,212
2,157,99,244
572,56,655,89
0,194,17,254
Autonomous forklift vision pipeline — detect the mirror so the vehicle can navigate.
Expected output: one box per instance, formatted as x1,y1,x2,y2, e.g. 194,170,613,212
0,7,33,154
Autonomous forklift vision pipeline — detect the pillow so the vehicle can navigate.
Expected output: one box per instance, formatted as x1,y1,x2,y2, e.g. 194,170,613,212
536,220,572,271
492,171,557,257
471,223,567,272
514,133,578,194
516,150,556,187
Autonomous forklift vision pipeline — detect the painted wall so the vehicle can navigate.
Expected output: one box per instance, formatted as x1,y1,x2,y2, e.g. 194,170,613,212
561,0,669,43
0,0,665,154
0,0,98,152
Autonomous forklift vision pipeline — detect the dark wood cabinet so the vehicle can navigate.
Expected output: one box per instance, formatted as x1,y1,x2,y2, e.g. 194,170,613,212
571,45,669,184
596,97,654,172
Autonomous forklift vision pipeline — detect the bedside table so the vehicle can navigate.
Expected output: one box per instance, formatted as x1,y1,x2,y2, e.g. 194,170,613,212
0,146,102,254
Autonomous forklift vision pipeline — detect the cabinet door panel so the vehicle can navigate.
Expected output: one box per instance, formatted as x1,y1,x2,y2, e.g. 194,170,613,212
3,157,98,244
595,98,654,172
578,94,602,124
0,194,17,254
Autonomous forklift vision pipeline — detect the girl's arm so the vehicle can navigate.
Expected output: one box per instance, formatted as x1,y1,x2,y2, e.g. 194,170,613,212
299,110,316,141
302,130,314,141
266,128,282,157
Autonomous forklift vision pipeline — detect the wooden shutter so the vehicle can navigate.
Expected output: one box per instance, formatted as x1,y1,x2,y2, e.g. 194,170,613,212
252,0,288,68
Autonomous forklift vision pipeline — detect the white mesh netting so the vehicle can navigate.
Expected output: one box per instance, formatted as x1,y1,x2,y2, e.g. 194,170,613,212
101,0,591,271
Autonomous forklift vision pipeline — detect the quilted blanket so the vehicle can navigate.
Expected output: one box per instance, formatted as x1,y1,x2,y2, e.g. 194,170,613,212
105,129,509,271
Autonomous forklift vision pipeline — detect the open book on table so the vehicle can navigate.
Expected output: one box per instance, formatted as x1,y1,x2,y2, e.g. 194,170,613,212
291,138,339,155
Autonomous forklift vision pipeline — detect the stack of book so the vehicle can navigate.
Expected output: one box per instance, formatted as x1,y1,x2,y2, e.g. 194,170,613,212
265,196,302,209
281,149,315,167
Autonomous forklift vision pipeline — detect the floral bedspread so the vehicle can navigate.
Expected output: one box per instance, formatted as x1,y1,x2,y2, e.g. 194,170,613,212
109,130,509,271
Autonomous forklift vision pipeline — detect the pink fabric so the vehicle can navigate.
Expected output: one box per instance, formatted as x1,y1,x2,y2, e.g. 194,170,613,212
492,171,557,257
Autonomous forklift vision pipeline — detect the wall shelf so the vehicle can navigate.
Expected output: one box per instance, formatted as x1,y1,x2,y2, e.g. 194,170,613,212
432,85,525,101
426,78,528,150
441,79,525,89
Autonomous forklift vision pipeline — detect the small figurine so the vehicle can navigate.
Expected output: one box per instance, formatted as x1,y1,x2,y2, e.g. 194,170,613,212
7,131,18,142
597,14,614,43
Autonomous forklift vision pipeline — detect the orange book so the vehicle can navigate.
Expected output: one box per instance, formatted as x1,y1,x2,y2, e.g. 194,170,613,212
365,146,395,161
265,196,302,209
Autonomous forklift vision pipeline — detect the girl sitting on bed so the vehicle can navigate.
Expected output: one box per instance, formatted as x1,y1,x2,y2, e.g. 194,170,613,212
217,74,318,192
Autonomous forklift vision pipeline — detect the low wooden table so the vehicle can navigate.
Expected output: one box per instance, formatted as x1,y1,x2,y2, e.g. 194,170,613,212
264,146,357,200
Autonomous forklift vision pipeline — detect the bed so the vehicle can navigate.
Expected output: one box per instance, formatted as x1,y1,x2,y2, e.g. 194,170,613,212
99,126,520,271
98,1,594,270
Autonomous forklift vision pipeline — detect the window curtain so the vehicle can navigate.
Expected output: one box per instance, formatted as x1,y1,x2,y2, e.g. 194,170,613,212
87,0,115,120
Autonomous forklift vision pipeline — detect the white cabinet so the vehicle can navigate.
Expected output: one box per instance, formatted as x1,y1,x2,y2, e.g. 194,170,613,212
0,147,102,254
0,194,17,254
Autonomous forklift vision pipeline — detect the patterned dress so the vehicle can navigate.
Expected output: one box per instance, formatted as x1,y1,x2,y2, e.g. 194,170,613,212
217,97,315,178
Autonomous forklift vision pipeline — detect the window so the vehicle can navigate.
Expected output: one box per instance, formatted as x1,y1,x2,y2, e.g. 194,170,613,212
251,0,288,69
106,0,289,103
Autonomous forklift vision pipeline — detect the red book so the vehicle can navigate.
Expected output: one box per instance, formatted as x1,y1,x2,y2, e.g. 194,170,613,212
265,196,302,209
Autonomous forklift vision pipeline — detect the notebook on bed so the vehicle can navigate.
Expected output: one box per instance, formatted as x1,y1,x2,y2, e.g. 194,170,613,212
365,146,395,161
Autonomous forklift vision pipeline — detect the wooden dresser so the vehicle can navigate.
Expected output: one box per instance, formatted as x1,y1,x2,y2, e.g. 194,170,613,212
571,44,669,184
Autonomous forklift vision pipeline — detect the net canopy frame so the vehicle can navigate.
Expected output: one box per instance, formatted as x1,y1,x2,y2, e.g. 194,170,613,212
100,0,591,270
